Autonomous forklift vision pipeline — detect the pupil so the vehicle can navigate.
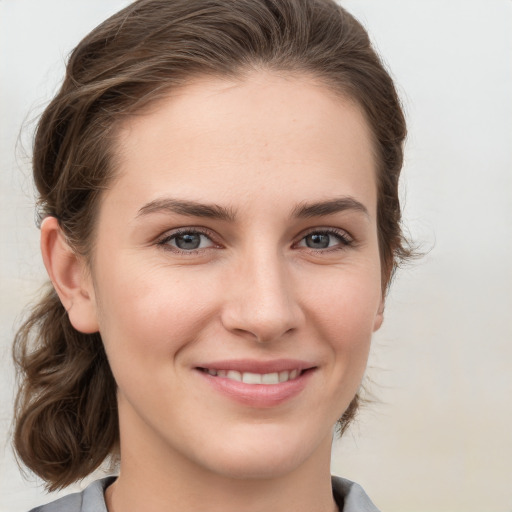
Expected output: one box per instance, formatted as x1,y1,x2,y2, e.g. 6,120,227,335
306,233,329,249
176,233,201,250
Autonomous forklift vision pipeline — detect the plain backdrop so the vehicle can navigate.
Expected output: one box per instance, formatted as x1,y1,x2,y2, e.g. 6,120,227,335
1,1,511,511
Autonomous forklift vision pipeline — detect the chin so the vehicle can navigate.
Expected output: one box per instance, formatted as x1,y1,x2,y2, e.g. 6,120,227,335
194,423,332,481
207,452,305,481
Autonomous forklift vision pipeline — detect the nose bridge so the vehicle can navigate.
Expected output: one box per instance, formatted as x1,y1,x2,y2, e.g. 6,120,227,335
221,244,302,342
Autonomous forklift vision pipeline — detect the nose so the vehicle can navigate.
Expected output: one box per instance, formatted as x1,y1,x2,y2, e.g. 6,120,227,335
220,250,304,343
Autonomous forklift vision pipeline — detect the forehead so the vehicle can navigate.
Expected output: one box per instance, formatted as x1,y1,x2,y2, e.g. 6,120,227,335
109,70,377,215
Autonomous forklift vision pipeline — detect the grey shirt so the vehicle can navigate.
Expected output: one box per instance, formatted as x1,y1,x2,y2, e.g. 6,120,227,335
29,476,380,512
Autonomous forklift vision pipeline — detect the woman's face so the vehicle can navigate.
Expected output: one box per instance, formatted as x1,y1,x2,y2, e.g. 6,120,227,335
84,71,383,480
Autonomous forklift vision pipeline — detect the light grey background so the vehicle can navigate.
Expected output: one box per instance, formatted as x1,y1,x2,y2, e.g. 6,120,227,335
1,1,511,511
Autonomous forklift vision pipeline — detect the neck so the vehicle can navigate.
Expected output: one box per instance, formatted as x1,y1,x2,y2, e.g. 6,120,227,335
107,463,337,512
106,410,337,512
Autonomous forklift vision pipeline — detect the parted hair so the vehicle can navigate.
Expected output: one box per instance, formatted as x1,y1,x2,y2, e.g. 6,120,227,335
13,0,409,491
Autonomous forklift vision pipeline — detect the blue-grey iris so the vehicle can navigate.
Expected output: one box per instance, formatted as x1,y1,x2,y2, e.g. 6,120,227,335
305,233,330,249
175,233,201,250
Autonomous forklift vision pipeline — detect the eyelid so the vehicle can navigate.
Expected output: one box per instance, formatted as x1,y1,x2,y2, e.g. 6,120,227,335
156,226,221,253
293,227,354,250
154,225,354,255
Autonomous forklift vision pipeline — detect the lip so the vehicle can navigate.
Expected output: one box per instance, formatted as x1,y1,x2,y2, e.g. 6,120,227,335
194,359,316,408
195,358,315,374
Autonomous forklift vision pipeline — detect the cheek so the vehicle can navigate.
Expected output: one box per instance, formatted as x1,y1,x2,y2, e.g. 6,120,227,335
94,262,220,361
305,267,381,362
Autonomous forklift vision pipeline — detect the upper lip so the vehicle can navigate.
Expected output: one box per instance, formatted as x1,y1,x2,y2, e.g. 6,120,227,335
195,359,316,374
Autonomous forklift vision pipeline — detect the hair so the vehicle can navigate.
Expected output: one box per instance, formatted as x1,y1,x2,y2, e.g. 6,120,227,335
13,0,410,491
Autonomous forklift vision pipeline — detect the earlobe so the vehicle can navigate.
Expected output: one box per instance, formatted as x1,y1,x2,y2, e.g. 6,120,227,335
373,296,385,332
40,216,99,334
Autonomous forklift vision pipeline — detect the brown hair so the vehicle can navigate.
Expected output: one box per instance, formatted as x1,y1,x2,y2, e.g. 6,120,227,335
13,0,409,491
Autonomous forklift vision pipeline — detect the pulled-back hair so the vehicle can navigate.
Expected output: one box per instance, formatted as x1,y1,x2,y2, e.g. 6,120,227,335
13,0,409,491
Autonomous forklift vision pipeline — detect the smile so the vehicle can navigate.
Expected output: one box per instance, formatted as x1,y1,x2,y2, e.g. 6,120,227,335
195,359,316,406
199,368,301,385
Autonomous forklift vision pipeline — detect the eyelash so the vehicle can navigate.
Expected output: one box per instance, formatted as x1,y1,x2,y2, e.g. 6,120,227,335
156,227,218,254
156,227,354,255
295,228,354,253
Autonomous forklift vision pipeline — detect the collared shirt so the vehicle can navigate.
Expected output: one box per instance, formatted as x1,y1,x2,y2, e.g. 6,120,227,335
29,476,380,512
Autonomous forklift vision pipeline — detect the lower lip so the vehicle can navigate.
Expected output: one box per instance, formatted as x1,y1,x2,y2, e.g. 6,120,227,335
196,369,314,407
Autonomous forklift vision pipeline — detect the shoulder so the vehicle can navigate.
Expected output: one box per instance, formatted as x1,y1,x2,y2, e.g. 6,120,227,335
28,477,116,512
29,475,376,512
332,475,381,512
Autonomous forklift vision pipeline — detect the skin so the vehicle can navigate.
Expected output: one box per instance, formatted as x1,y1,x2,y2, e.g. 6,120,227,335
42,70,384,512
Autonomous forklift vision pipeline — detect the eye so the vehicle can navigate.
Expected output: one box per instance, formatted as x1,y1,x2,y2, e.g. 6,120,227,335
158,229,216,252
296,229,353,250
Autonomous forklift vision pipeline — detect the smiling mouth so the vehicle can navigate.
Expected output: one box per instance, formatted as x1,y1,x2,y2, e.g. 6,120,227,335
198,368,304,385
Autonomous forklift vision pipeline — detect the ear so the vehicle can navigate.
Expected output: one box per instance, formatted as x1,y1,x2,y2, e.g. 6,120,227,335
40,216,99,333
373,294,385,332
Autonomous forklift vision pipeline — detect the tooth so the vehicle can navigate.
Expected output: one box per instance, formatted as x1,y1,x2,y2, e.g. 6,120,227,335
262,372,279,384
279,371,290,383
242,372,262,384
208,369,301,384
226,370,242,382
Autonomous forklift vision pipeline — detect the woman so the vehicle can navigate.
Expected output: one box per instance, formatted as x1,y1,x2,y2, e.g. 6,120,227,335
13,0,410,510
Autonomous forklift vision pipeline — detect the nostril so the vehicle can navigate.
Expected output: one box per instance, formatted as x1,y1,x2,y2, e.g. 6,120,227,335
219,274,305,342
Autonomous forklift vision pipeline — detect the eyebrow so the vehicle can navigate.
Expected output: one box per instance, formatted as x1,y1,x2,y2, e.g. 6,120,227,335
136,196,369,222
291,197,369,219
136,198,236,221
